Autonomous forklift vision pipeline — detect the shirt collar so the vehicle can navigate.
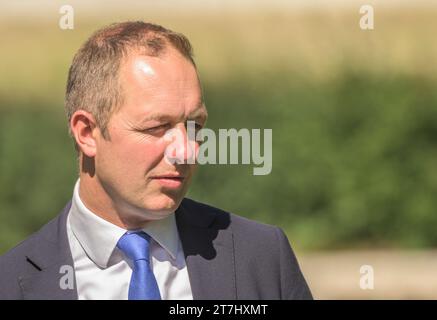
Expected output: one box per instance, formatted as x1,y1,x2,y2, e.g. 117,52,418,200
141,215,179,261
69,179,179,268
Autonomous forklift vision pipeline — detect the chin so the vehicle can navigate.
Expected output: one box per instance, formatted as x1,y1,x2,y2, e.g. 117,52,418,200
144,195,182,215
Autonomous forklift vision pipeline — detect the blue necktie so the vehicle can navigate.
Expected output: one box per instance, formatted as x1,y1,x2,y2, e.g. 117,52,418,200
117,231,161,300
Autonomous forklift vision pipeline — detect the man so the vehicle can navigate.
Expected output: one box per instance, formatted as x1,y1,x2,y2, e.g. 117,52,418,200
0,21,312,300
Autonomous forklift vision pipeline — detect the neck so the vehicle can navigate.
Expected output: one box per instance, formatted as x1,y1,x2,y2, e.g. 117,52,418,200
78,173,150,230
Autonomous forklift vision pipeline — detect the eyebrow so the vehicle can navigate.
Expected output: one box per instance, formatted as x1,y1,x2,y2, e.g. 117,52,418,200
137,103,208,125
187,106,208,121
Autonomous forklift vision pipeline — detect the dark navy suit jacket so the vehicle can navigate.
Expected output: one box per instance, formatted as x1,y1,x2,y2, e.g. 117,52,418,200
0,198,312,299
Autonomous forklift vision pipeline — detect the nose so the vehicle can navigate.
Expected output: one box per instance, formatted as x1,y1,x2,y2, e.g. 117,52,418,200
164,122,197,165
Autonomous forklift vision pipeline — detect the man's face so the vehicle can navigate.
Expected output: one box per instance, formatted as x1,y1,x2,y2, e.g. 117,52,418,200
94,47,207,222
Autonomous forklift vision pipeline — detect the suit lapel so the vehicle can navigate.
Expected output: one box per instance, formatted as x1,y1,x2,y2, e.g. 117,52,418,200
19,260,77,300
19,201,78,300
176,199,236,300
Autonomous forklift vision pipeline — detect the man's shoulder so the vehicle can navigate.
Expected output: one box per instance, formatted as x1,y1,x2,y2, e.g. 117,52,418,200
0,202,70,275
0,214,59,267
180,198,312,300
180,197,283,239
0,217,53,298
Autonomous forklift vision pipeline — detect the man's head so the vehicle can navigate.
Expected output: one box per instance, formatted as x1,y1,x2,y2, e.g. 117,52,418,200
66,21,207,228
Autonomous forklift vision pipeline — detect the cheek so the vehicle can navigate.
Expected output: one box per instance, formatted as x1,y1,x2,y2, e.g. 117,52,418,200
97,126,170,174
116,136,168,169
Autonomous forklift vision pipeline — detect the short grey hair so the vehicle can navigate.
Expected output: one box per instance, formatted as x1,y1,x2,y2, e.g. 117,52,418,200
65,21,195,149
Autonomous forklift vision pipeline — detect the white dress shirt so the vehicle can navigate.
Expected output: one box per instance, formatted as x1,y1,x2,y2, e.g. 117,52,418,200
66,179,193,300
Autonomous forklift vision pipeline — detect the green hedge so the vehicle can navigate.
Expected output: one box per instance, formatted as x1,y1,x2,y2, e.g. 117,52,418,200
1,72,437,253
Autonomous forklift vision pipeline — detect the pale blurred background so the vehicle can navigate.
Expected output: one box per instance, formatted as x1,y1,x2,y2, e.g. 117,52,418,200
1,0,437,299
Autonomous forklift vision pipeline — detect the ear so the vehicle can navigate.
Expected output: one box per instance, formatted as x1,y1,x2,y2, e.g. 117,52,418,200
70,110,98,157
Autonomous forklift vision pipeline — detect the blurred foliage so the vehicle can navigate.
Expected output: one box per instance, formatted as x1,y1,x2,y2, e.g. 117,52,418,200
1,72,437,253
195,73,437,250
1,7,437,253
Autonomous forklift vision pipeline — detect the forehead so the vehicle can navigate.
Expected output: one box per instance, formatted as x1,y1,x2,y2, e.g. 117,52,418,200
118,48,204,119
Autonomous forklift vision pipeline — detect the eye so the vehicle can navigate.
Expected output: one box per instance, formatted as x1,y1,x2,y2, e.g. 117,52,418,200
143,123,171,136
185,122,204,131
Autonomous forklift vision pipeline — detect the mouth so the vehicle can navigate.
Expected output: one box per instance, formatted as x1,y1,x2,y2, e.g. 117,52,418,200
150,174,185,189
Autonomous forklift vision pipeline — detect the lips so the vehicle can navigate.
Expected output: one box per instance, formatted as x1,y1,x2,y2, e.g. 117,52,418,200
151,173,185,188
151,174,185,179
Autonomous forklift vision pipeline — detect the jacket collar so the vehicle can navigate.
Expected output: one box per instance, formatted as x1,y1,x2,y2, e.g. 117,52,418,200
19,198,236,300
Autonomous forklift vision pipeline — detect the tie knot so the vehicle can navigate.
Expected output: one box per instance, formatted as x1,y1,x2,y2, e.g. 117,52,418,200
117,231,152,262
